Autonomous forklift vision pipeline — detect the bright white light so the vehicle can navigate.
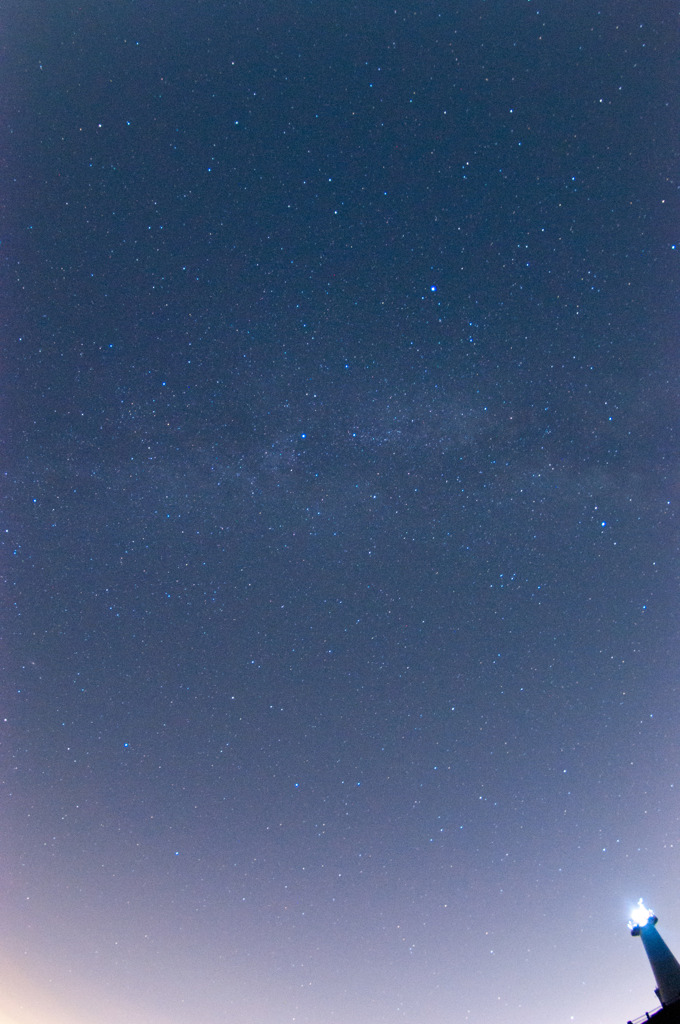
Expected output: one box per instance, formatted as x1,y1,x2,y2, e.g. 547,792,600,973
629,898,654,929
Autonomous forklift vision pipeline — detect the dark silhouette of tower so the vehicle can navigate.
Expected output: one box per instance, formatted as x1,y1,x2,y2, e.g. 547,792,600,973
628,901,680,1024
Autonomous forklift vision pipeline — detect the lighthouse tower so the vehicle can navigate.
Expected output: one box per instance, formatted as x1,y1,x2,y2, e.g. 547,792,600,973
629,900,680,1020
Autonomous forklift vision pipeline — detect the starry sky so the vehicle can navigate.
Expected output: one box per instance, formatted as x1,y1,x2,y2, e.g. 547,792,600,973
1,2,679,1023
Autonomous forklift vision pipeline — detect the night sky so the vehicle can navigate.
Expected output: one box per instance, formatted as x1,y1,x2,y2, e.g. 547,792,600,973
2,3,679,1023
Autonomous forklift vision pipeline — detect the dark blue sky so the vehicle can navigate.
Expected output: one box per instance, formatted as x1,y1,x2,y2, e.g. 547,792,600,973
2,3,679,1022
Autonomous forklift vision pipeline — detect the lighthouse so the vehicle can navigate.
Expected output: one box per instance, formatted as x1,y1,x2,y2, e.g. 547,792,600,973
629,900,680,1022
